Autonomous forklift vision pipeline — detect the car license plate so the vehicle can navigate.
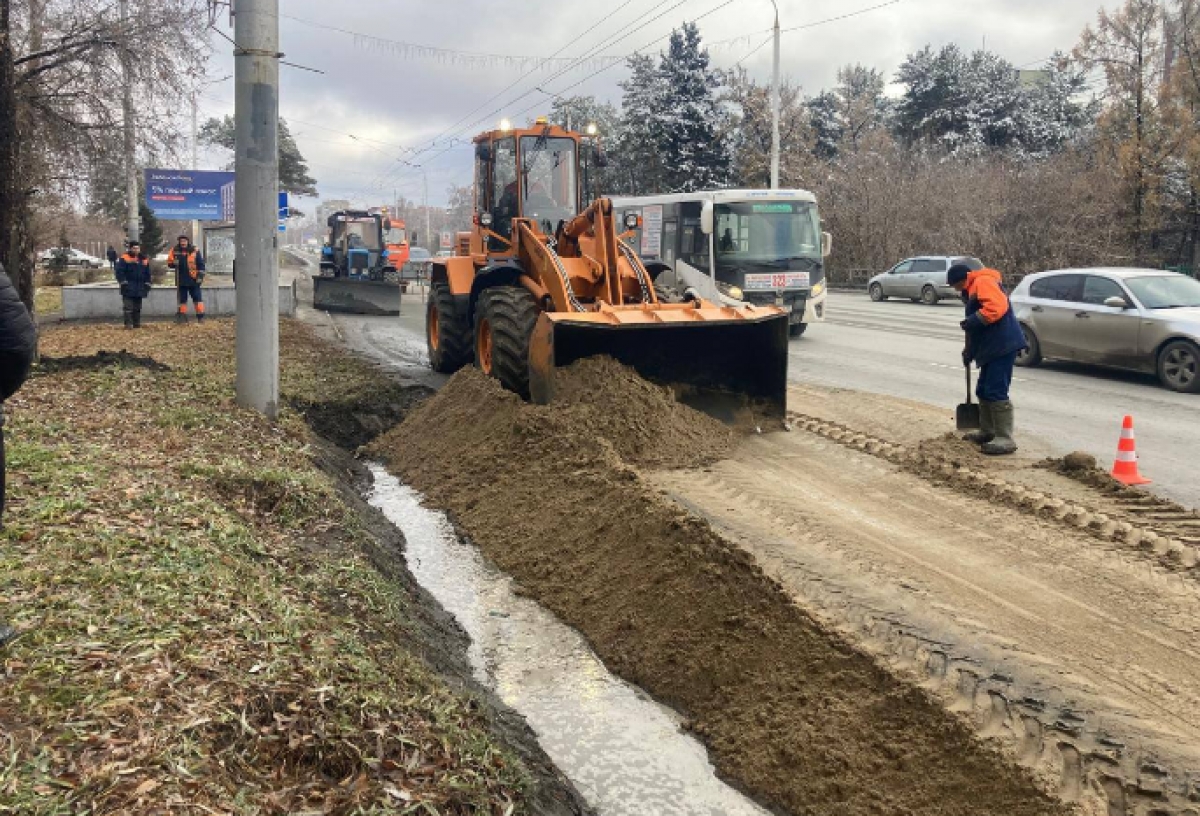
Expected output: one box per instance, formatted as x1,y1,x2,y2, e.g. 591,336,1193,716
745,271,810,290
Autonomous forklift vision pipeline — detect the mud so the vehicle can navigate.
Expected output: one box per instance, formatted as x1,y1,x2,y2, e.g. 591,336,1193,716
291,382,434,450
372,364,1069,816
662,413,1200,814
791,409,1200,573
34,350,171,374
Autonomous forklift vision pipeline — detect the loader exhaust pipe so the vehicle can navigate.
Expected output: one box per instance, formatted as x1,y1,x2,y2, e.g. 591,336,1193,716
529,311,790,423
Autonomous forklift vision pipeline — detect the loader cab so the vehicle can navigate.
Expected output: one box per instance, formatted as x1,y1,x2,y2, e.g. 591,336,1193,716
475,122,581,253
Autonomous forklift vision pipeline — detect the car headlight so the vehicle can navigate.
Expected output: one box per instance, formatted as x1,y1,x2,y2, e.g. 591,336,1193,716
811,280,824,297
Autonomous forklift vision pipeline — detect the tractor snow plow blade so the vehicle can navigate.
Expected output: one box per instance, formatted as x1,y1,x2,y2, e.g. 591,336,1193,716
312,277,400,316
529,305,789,423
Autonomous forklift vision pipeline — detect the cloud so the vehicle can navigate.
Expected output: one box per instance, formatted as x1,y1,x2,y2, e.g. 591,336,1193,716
200,0,1107,207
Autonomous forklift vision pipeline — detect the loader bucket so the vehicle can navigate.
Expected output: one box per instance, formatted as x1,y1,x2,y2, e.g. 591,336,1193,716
528,305,790,423
313,276,401,316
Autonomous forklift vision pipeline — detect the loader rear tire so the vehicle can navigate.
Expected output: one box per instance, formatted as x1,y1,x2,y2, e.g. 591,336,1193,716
427,282,472,373
475,286,540,398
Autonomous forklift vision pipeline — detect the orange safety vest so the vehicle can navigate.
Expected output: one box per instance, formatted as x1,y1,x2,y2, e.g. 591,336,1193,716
167,246,202,282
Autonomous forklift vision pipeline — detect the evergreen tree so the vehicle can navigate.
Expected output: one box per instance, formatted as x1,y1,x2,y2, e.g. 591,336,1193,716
1014,54,1095,156
894,45,1023,154
138,202,164,257
199,116,318,198
655,22,730,192
807,91,844,160
612,53,667,195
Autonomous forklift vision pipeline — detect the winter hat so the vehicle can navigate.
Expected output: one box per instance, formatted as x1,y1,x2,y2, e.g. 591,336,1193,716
947,264,973,286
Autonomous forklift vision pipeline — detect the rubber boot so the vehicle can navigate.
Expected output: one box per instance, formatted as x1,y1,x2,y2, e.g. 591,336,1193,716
982,401,1018,455
962,400,994,445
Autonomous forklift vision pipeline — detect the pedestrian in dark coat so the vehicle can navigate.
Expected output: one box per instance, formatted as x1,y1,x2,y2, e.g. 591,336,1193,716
106,245,118,271
167,235,206,323
949,263,1027,455
0,263,34,647
114,241,152,328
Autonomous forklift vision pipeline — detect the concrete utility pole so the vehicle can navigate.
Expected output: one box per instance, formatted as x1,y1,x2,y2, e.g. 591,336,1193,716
234,0,280,419
191,92,200,244
119,0,138,243
769,0,781,190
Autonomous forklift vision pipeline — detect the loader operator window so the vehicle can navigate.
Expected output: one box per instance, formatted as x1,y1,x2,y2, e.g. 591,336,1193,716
519,135,577,232
492,137,518,242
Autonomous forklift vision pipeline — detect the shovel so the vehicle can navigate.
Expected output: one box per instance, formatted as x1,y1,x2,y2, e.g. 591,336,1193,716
956,364,981,431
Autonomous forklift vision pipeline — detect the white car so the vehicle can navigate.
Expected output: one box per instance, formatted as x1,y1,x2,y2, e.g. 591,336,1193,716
39,248,105,268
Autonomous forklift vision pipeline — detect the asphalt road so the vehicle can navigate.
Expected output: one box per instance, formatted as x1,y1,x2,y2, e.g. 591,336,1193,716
797,292,1200,507
298,270,1199,508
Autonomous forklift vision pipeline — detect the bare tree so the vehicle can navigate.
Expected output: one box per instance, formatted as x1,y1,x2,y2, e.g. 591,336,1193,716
0,0,208,307
1076,0,1171,260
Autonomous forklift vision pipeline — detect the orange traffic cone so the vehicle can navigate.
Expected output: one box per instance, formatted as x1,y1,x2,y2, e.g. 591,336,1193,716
1111,415,1152,486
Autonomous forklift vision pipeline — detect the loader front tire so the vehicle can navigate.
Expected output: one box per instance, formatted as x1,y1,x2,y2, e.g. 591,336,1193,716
474,286,540,398
427,282,472,373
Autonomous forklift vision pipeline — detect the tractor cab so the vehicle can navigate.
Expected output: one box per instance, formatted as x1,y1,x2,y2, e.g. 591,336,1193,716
473,121,605,254
321,210,386,279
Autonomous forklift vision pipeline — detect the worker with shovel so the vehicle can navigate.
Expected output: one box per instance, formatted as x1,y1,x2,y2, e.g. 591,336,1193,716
949,262,1027,455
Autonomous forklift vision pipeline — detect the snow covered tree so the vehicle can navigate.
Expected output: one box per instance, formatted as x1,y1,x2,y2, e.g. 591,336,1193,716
894,45,1090,158
1013,54,1096,156
655,22,730,192
723,66,811,187
611,53,667,195
807,91,843,160
894,45,1023,154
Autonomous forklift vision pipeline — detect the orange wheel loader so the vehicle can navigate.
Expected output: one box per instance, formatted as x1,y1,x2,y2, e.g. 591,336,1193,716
425,120,790,421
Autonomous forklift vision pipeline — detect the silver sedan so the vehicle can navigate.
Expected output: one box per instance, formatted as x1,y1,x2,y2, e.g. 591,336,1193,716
1011,268,1200,393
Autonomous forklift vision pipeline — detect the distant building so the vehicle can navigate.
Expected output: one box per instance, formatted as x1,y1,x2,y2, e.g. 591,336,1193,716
1017,69,1051,88
317,199,352,223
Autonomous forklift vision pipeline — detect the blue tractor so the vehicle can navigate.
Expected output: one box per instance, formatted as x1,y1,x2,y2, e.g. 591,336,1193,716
315,210,400,315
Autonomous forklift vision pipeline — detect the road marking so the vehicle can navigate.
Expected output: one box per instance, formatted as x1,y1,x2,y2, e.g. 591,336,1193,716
930,361,1029,383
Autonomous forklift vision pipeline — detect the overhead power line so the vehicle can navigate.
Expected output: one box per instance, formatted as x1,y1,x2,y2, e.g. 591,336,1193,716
281,13,625,73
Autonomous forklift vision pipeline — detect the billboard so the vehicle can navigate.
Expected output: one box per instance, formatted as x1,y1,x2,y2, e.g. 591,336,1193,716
218,183,288,223
145,169,235,221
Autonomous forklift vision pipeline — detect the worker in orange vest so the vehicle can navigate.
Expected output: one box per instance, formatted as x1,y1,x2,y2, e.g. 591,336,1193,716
167,235,206,323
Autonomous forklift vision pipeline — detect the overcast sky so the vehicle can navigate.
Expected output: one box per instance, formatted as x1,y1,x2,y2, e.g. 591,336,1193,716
197,0,1110,210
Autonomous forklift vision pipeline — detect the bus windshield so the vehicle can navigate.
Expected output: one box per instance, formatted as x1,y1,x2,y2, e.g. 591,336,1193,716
714,201,821,265
386,226,406,245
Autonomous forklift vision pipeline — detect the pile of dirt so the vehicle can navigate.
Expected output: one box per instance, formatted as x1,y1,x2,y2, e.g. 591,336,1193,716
547,356,736,468
34,350,171,375
372,364,1068,816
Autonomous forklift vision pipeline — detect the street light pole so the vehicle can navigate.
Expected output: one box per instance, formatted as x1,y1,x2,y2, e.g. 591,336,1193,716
234,0,280,418
769,0,781,190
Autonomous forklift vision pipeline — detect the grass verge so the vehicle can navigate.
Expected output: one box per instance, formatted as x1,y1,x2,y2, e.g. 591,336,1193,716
0,320,533,815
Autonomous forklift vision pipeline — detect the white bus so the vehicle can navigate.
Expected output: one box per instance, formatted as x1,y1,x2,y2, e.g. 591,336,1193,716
611,189,831,337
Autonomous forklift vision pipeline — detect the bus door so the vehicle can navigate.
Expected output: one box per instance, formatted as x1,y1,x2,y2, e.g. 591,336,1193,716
676,201,719,300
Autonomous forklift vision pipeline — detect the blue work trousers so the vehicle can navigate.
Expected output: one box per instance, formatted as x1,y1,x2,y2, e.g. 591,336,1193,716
977,351,1018,402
